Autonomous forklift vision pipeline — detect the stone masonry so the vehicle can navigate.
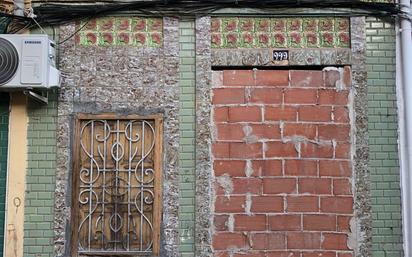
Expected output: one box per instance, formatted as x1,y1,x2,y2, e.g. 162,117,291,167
211,68,354,257
55,17,180,256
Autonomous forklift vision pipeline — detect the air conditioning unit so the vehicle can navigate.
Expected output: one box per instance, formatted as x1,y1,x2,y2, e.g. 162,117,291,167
0,34,61,89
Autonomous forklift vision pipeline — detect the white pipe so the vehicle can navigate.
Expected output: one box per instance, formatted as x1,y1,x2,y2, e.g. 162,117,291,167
399,0,412,254
397,20,409,257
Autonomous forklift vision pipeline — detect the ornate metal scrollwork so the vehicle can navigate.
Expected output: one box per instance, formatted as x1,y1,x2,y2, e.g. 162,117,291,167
77,119,156,254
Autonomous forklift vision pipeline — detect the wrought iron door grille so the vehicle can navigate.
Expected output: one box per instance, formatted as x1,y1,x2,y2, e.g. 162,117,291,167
73,115,162,256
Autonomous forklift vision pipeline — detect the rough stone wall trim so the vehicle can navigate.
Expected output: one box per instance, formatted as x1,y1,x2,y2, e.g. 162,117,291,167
54,16,180,257
161,17,181,257
350,16,371,257
211,48,352,66
54,23,76,257
195,16,213,257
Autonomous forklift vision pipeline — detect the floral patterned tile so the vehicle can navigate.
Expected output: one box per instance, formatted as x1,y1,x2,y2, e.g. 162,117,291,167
239,18,255,33
223,33,239,48
272,32,287,48
287,18,302,32
303,19,318,32
272,19,287,32
240,32,255,48
255,18,271,32
116,32,131,45
336,32,350,47
335,18,350,32
116,18,131,31
212,33,222,48
211,19,221,32
79,32,98,46
318,18,334,32
148,19,163,32
257,33,271,47
133,32,147,46
320,32,335,47
149,32,163,47
304,32,319,48
222,18,238,32
98,18,115,31
288,32,303,48
132,18,147,32
98,32,115,46
84,19,97,30
211,17,351,49
77,17,163,47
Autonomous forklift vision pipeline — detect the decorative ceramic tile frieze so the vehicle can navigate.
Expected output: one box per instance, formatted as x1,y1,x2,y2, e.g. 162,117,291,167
211,17,350,49
76,17,163,47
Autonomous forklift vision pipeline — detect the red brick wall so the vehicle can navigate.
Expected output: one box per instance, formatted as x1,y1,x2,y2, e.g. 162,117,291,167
211,68,353,257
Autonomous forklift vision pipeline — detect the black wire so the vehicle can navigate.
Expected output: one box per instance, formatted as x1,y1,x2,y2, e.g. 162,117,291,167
31,0,403,24
0,17,11,33
57,19,89,45
0,0,404,34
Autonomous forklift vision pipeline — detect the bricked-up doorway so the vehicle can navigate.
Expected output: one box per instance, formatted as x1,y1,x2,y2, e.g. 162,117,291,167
211,68,354,256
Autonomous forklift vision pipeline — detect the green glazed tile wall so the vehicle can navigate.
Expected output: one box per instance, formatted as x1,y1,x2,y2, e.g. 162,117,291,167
179,20,196,256
24,94,57,257
366,17,403,257
0,93,9,256
211,17,350,48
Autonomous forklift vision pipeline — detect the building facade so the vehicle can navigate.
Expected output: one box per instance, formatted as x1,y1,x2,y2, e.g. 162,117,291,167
0,1,406,257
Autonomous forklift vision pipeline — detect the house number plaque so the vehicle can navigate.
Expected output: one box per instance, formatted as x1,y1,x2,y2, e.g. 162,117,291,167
273,50,289,61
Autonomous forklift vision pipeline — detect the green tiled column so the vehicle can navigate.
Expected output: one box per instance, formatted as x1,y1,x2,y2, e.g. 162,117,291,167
24,94,57,257
366,17,404,257
179,20,196,256
0,93,9,256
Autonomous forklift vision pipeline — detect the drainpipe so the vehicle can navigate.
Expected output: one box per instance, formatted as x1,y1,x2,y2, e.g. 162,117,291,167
397,22,409,257
398,0,412,255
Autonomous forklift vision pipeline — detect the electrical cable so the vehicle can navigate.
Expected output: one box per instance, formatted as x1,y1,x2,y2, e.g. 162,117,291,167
33,0,404,22
0,0,405,34
57,19,89,44
0,16,11,33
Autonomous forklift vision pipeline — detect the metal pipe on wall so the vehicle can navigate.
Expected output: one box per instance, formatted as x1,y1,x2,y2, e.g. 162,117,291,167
398,0,412,254
396,18,408,257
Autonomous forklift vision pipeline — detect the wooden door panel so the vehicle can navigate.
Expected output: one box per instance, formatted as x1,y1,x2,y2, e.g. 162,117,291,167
72,115,162,256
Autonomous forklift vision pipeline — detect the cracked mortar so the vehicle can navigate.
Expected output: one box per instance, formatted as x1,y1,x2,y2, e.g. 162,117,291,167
216,174,233,197
243,125,258,144
245,160,253,177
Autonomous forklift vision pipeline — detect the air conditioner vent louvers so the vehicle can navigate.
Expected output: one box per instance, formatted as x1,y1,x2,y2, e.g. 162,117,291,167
0,38,19,86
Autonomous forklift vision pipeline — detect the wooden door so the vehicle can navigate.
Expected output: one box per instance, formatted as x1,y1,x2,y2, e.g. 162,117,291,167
72,114,163,256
